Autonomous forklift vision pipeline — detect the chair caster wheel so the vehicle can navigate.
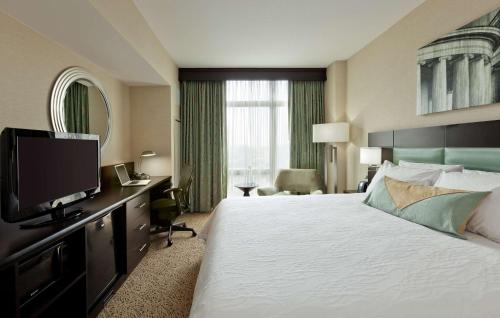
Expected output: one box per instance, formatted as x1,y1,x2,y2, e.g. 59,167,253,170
192,231,197,237
166,240,173,247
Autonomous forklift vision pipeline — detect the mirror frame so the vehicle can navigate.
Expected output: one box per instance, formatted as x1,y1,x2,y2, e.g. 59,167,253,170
50,66,112,148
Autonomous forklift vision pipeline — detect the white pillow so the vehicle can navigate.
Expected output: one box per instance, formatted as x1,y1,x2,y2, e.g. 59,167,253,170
399,160,463,172
435,171,500,243
435,170,500,191
366,164,442,194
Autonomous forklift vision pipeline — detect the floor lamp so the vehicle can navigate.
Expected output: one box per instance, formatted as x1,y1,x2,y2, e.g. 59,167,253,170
312,122,350,193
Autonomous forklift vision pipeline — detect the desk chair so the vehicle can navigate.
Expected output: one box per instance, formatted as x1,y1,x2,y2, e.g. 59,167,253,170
150,165,197,247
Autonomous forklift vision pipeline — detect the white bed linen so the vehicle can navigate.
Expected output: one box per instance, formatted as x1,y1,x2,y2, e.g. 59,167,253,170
190,194,500,318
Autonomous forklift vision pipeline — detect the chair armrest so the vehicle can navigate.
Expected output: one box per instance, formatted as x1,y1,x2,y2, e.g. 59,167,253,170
310,189,323,195
162,187,183,199
163,187,182,194
257,186,279,196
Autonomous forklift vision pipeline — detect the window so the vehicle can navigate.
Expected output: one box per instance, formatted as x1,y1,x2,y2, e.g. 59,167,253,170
226,80,289,196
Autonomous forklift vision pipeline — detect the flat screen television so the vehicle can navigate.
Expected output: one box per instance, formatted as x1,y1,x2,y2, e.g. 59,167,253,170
1,128,100,223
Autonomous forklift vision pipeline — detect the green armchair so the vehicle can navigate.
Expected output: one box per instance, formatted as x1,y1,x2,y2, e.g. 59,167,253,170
257,169,324,196
150,165,197,247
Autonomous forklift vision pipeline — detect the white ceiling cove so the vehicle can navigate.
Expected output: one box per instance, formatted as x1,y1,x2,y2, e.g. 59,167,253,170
134,0,425,68
0,0,166,85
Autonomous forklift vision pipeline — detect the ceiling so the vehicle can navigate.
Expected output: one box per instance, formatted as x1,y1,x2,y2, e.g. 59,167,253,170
0,0,426,84
0,0,166,85
134,0,426,68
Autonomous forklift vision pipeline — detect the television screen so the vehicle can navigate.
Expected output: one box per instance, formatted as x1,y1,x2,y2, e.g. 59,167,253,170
1,128,100,223
17,137,99,210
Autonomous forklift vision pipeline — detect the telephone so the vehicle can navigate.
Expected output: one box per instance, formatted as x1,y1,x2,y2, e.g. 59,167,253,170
357,180,369,193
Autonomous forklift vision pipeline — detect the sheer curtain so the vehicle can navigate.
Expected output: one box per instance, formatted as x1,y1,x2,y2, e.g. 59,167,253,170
226,81,289,196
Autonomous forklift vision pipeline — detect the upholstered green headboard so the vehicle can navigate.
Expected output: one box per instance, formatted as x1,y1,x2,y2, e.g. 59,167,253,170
368,120,500,173
445,148,500,172
392,147,500,172
393,148,444,165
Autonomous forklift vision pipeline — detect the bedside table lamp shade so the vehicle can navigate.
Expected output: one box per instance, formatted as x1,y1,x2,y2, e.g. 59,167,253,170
312,122,350,193
360,147,382,186
138,150,157,178
360,147,382,166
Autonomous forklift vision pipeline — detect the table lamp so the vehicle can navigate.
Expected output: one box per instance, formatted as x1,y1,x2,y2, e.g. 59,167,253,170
359,147,382,189
312,122,350,193
135,150,156,180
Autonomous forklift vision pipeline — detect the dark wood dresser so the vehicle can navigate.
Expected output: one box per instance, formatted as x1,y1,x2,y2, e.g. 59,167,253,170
0,175,172,317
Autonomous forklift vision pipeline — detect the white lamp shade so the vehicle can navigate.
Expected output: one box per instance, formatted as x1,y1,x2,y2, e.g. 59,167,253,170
312,122,349,143
360,147,382,165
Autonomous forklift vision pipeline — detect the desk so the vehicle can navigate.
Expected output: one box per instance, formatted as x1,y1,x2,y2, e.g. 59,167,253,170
0,175,171,317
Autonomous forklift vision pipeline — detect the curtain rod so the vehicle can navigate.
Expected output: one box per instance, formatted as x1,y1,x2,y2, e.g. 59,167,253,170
179,68,327,82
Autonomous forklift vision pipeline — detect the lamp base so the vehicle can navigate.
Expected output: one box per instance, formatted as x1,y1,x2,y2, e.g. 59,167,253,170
367,165,379,184
132,172,150,180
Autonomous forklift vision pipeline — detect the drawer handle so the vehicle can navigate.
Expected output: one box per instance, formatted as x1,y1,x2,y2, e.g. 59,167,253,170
30,289,40,298
103,289,115,305
139,243,147,252
137,223,147,231
136,202,147,209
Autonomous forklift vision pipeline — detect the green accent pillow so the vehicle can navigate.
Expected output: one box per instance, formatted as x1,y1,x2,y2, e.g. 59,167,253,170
363,177,490,238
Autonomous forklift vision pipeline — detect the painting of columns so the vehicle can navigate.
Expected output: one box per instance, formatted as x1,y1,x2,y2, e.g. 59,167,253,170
417,8,500,115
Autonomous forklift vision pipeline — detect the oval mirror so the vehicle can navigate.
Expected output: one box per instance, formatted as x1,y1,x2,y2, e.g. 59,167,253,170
51,67,112,148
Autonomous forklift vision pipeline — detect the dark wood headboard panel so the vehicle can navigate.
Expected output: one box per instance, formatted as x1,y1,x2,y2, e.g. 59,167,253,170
367,119,500,178
368,119,500,149
394,126,445,148
446,121,500,147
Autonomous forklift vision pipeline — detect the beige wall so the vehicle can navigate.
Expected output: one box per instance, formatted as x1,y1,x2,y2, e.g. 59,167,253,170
130,86,172,176
0,11,132,166
339,0,500,189
90,0,180,181
324,61,348,193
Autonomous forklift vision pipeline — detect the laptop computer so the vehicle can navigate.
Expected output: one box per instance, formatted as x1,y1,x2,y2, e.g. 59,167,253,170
114,164,151,187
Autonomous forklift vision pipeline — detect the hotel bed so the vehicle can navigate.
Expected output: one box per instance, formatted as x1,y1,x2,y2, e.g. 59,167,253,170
190,120,500,318
190,194,500,318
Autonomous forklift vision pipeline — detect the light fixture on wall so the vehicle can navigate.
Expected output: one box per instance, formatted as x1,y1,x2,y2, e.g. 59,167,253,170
134,150,156,180
312,122,349,193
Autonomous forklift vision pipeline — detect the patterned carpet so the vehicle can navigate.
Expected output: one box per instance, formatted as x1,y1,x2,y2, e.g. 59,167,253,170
99,212,210,318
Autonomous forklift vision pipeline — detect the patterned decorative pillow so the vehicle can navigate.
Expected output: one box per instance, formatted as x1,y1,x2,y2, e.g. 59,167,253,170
363,176,490,238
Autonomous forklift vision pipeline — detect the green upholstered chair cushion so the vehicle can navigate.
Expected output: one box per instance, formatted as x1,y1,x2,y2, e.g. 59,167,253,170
257,186,279,196
258,169,323,196
363,177,490,238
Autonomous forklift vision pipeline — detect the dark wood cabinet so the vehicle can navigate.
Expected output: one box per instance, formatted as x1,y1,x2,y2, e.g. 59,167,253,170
0,176,171,318
125,192,150,273
2,228,87,318
86,208,119,310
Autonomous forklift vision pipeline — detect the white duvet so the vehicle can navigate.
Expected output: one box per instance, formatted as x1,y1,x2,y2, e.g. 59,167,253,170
190,194,500,318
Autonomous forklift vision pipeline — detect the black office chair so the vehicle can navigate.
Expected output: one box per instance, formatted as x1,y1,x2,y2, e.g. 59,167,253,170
150,165,197,247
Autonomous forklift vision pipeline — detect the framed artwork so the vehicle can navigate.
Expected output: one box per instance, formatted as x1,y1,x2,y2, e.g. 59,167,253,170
417,8,500,115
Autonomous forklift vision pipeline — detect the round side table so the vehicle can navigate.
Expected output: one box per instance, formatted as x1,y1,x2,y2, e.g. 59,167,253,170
235,184,258,197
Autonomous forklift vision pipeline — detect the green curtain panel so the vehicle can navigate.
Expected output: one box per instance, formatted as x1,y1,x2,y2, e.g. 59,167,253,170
289,80,325,179
64,82,90,134
180,81,227,212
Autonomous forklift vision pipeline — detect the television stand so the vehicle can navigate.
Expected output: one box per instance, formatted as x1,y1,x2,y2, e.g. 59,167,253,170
20,207,84,229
